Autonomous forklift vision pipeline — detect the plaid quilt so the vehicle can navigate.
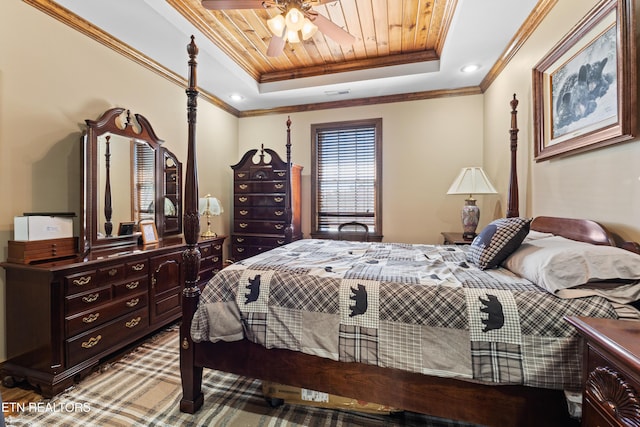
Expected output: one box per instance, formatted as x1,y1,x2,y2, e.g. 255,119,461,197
191,239,618,391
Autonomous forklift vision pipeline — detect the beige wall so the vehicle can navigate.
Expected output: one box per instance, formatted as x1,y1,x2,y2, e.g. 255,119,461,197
0,2,238,361
237,95,487,244
484,0,640,243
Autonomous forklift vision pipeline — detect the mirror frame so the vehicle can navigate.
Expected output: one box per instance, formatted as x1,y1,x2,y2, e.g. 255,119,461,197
81,108,181,252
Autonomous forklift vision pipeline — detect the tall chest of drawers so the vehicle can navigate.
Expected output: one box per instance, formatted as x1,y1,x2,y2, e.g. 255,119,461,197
1,237,225,398
230,146,302,261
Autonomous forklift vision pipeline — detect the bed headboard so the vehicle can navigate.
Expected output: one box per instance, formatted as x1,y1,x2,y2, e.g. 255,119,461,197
531,216,640,254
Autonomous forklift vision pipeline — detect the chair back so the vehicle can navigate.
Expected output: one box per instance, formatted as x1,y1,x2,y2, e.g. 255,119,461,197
338,221,369,242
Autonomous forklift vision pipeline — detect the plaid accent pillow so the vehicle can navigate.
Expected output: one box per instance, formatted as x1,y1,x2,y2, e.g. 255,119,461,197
467,217,531,270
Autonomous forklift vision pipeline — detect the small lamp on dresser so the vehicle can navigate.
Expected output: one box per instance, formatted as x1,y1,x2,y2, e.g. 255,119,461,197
199,194,223,238
447,167,498,239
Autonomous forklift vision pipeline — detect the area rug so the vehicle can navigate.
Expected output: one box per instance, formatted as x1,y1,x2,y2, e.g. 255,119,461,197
5,326,481,427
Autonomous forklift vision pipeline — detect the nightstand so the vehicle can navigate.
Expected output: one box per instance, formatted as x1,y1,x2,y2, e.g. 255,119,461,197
565,316,640,427
441,232,474,245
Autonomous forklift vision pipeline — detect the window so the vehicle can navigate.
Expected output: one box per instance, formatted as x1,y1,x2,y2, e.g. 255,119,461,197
132,141,156,223
311,118,382,238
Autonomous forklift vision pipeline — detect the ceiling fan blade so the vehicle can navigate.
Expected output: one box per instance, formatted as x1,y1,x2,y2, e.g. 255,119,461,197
201,0,264,10
266,35,286,57
313,13,355,46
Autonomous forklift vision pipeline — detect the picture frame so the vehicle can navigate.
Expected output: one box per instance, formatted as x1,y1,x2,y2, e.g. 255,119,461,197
117,221,136,236
532,0,636,161
139,219,159,244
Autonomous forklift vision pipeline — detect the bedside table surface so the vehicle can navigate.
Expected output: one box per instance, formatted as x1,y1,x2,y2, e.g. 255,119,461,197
441,232,474,245
565,316,640,374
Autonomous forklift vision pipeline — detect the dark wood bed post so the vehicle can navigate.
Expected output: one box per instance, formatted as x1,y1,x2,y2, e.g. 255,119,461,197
284,116,293,243
506,94,520,218
180,35,204,414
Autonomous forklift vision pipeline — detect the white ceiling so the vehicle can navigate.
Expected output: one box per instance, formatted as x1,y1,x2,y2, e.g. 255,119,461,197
54,0,538,112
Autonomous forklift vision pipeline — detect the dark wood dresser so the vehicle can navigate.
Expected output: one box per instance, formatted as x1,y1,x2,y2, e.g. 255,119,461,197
230,145,302,261
1,236,225,398
565,316,640,426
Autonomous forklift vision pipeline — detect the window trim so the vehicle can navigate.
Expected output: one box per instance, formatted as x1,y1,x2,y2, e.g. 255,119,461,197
310,118,383,240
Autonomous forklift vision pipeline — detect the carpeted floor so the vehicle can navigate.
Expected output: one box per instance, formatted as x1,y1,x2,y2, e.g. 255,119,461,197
5,326,482,427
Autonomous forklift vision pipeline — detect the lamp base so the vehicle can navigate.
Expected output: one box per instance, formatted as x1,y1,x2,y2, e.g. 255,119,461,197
462,232,477,240
201,230,217,238
461,198,480,238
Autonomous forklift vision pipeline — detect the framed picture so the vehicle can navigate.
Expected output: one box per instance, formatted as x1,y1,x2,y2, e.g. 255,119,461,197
532,0,636,161
139,219,159,244
117,221,136,236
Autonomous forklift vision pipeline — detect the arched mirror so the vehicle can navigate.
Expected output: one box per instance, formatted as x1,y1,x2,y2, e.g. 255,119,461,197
81,108,182,252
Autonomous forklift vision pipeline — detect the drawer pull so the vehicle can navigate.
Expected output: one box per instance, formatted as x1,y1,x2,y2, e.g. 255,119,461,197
274,224,284,230
82,313,100,323
238,197,248,202
239,210,248,216
126,298,140,307
108,268,118,276
214,245,222,250
274,197,283,202
126,317,142,328
126,281,139,290
236,237,245,243
239,184,248,190
237,248,245,253
277,240,285,245
202,247,210,254
81,335,102,349
237,173,246,178
213,256,220,262
275,210,284,216
73,276,92,287
239,223,248,228
277,172,286,177
82,293,99,303
274,183,284,189
132,263,145,271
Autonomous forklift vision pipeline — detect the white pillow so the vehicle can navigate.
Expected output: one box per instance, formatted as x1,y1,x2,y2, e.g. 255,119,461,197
502,236,640,294
523,230,554,242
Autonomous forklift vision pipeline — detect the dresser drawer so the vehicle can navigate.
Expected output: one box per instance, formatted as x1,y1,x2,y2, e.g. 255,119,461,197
65,292,148,336
235,181,286,193
66,307,149,367
96,264,124,282
235,207,286,220
65,270,98,295
235,195,285,207
113,277,148,298
125,259,148,277
584,344,640,426
232,235,286,247
234,220,286,234
65,286,112,315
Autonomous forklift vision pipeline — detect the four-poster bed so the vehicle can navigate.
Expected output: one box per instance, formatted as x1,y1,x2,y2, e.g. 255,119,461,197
178,38,640,427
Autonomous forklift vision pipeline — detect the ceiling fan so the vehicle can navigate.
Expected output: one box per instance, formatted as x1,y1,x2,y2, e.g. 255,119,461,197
201,0,356,56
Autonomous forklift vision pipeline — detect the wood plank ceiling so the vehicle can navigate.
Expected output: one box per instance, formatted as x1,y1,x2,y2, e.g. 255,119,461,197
168,0,456,84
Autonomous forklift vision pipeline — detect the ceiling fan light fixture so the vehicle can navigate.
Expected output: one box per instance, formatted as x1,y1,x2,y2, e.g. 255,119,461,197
267,14,286,37
285,7,305,32
286,28,301,43
301,18,317,40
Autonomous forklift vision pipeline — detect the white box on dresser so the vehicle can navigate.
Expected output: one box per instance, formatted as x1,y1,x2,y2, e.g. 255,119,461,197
14,215,73,241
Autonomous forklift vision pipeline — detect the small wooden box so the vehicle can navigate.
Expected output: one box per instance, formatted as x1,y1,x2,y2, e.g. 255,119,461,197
7,237,78,264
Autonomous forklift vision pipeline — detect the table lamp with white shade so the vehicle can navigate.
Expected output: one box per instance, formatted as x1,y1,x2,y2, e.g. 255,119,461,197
199,194,223,238
447,167,498,240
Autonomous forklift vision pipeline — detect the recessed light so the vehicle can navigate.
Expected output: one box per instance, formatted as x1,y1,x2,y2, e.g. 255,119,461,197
230,94,244,101
461,64,480,73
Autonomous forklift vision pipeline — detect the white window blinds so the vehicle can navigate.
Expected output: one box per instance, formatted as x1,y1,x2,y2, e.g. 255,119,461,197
315,122,378,232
